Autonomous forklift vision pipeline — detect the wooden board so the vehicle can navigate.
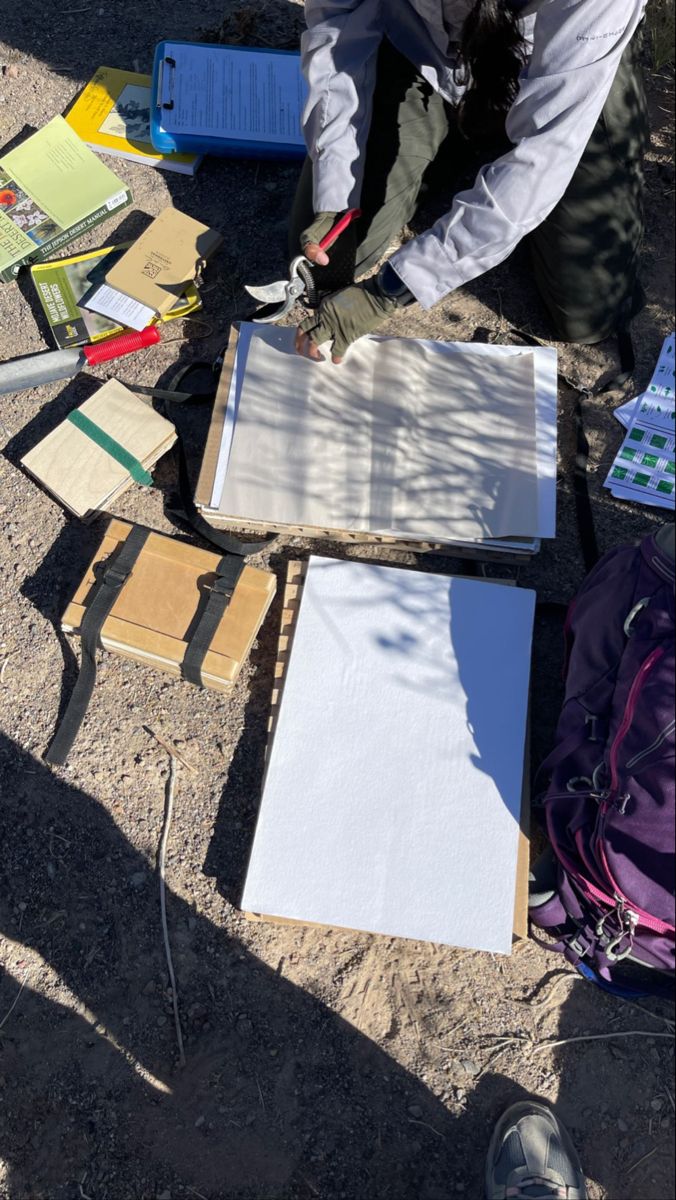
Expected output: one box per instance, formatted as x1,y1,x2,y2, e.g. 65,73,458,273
21,379,176,521
62,518,276,692
194,325,538,565
244,561,531,942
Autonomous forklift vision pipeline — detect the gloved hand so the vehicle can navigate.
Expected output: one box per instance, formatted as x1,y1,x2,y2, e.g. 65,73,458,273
295,278,399,364
300,212,340,266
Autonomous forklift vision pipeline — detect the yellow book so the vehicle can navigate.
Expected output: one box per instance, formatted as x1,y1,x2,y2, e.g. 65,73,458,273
65,67,202,176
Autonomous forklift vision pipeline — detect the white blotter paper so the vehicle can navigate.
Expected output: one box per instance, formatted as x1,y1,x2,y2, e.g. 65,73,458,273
216,330,538,541
207,326,557,543
241,558,536,954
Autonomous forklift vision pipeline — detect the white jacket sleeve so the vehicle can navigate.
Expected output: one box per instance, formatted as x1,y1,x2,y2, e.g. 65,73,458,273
390,0,646,309
302,0,384,211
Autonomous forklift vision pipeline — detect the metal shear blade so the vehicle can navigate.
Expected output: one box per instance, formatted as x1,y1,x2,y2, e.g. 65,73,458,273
245,257,309,323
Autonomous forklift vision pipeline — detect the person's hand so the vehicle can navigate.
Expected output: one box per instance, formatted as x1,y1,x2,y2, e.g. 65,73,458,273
295,279,399,364
300,212,340,267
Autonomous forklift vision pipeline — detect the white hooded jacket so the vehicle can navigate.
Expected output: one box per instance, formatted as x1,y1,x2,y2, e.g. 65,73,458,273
301,0,647,307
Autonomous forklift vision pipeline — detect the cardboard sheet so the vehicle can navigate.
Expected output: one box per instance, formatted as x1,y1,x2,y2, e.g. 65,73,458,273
214,327,539,542
241,557,536,954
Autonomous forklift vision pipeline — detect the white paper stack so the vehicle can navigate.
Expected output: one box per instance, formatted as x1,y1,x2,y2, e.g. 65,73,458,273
241,556,536,955
605,333,675,510
201,324,558,557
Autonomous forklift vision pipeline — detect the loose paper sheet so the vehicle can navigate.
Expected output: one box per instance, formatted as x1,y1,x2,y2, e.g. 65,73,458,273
605,334,675,509
215,328,539,541
158,42,306,145
241,558,535,953
614,332,675,429
83,283,155,331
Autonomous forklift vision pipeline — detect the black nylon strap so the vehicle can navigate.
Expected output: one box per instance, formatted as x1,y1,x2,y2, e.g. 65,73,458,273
181,555,245,688
45,525,150,766
152,358,278,558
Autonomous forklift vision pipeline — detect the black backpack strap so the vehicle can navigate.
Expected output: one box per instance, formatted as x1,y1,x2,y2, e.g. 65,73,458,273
134,352,279,558
45,525,150,766
181,554,246,688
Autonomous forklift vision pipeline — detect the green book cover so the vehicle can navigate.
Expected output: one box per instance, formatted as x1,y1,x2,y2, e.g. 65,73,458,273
0,116,132,281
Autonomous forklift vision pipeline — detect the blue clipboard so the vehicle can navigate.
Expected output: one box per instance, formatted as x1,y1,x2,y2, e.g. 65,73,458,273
150,40,308,160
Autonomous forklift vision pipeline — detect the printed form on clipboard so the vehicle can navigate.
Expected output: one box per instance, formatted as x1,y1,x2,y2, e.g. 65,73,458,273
150,40,308,159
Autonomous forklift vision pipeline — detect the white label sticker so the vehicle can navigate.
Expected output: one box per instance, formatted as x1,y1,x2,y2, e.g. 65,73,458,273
105,190,128,212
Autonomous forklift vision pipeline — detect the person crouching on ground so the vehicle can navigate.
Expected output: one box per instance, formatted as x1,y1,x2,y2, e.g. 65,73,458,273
291,0,649,364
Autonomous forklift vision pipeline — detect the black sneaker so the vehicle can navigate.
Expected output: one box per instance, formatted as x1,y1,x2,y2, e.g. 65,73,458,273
485,1102,588,1199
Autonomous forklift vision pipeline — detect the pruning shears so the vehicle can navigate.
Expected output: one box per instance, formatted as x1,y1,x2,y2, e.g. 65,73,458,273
245,208,362,324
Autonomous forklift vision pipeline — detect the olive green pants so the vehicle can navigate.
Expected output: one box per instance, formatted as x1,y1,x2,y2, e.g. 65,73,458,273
289,34,649,343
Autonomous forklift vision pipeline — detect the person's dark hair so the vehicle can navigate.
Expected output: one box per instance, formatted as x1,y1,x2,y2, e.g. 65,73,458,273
456,0,527,141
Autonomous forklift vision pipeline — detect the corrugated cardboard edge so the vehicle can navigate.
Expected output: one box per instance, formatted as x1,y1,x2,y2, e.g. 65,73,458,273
243,561,531,946
195,323,240,509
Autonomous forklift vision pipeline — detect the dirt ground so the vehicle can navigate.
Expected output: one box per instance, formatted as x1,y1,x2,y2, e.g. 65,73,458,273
0,4,674,1199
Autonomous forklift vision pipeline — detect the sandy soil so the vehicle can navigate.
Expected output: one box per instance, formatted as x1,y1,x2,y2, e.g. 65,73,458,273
0,4,674,1199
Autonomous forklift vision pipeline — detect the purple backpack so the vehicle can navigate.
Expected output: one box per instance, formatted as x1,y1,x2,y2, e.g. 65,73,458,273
531,526,675,991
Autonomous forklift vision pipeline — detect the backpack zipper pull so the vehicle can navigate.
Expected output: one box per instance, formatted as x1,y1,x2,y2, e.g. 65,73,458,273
605,902,639,962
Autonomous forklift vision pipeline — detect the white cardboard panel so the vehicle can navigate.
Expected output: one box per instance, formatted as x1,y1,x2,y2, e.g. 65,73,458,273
241,557,536,954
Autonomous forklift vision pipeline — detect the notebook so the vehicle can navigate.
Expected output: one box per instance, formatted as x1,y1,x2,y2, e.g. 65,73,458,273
21,380,176,519
83,207,222,331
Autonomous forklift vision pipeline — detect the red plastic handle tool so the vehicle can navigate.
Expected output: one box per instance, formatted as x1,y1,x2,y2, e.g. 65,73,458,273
317,208,362,253
83,325,161,366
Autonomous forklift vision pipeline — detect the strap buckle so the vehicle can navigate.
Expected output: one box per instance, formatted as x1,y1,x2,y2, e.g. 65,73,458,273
102,561,134,590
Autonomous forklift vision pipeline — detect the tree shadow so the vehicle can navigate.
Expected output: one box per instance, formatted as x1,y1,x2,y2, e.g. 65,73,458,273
2,730,674,1199
0,730,534,1199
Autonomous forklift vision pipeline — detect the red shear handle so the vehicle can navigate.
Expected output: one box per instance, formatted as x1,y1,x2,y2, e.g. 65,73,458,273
317,208,362,253
83,326,161,366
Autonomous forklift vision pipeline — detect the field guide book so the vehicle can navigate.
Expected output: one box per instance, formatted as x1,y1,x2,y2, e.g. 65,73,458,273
65,67,202,176
0,117,132,283
30,244,202,349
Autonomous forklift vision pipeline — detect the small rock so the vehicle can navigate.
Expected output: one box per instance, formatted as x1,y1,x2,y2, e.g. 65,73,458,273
661,1117,671,1129
617,1119,629,1133
194,1115,205,1128
461,1059,480,1077
408,1104,423,1119
142,980,156,995
156,1015,167,1028
4,64,20,80
158,1191,171,1199
129,872,147,889
650,1098,664,1112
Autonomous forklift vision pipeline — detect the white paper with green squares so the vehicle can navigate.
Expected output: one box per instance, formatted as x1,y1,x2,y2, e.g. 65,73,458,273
605,333,675,510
